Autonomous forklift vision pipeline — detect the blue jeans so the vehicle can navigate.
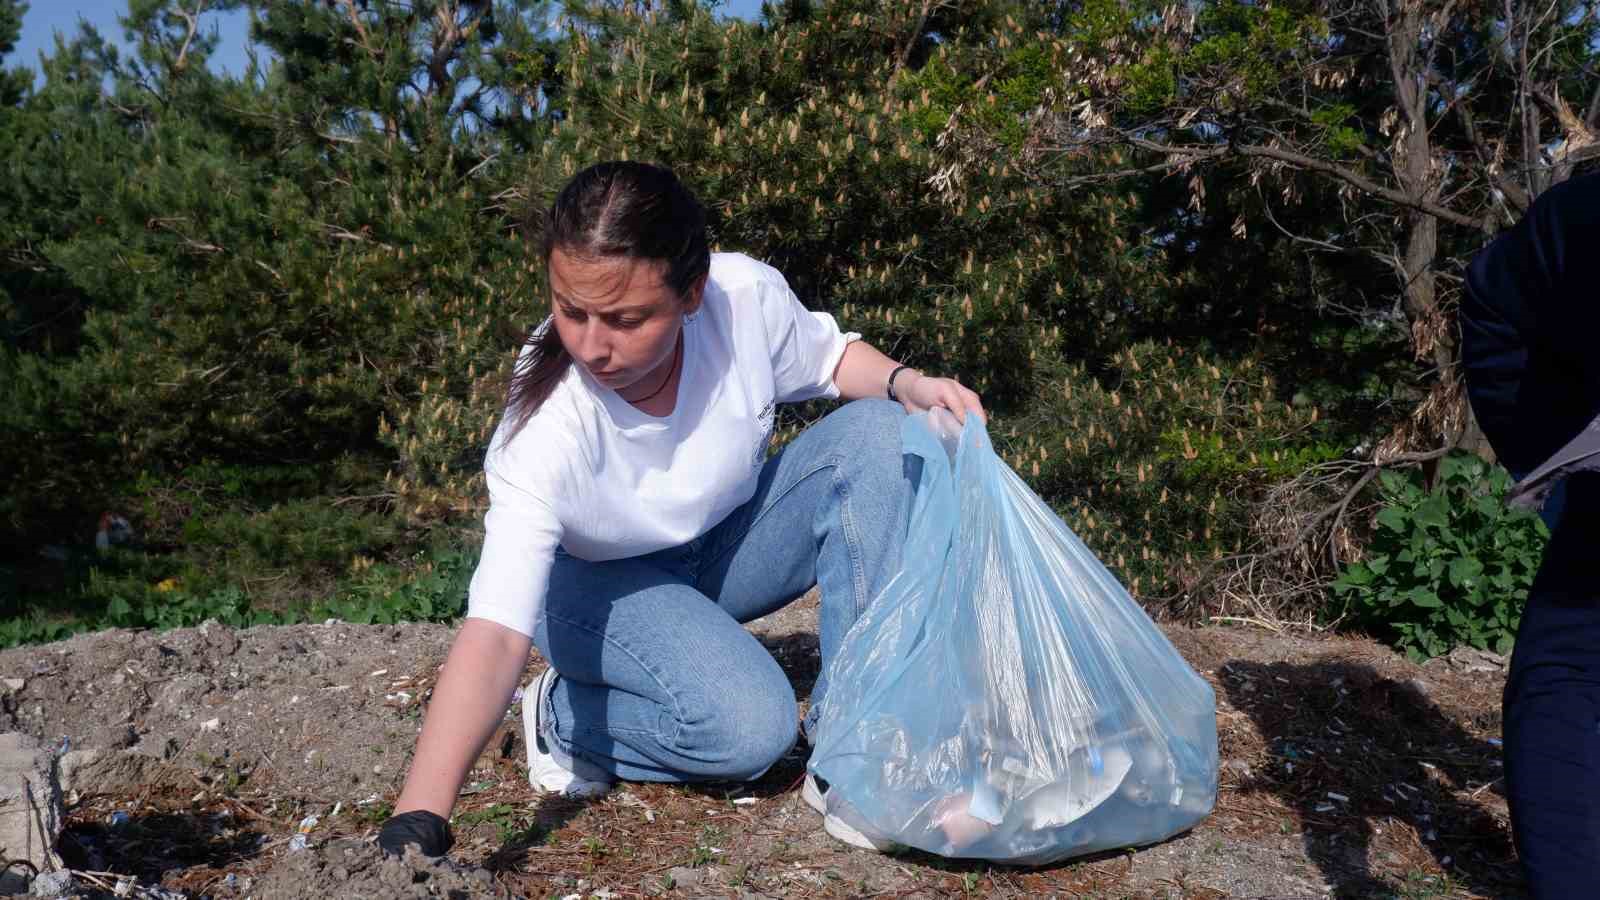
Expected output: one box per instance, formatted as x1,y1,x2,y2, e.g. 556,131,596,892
531,399,917,782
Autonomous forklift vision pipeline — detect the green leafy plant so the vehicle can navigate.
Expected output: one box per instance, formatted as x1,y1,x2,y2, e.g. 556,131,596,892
1333,453,1547,661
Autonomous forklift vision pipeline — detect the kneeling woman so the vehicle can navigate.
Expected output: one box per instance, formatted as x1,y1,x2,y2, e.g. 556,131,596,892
379,161,985,856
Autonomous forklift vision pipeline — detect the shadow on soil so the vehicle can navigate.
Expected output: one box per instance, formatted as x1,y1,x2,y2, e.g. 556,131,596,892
1220,658,1524,898
59,811,267,885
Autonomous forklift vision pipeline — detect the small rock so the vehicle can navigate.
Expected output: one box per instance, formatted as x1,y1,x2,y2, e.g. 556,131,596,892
58,748,161,796
199,619,241,656
28,870,75,898
2,678,24,692
667,866,704,888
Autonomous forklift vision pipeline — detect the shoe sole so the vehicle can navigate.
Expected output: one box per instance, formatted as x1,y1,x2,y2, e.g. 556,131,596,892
802,774,826,815
803,775,893,852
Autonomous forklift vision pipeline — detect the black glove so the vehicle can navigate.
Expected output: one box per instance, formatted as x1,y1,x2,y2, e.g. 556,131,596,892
377,809,454,858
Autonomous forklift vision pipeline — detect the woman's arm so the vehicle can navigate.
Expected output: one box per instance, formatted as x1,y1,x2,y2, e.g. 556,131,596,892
832,340,986,424
393,617,533,817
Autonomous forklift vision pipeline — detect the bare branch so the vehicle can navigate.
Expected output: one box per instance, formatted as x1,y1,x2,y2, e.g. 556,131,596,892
173,0,207,72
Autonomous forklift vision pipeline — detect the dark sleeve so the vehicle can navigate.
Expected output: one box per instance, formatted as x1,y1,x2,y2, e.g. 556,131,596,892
1461,173,1600,477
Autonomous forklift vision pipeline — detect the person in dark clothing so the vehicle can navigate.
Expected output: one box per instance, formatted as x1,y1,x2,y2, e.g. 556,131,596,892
1460,171,1600,897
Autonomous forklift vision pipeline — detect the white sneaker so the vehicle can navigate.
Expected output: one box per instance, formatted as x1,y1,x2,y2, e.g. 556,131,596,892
523,668,612,799
803,774,894,852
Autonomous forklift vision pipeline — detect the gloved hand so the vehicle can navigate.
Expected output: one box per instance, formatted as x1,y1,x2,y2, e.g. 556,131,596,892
377,809,454,858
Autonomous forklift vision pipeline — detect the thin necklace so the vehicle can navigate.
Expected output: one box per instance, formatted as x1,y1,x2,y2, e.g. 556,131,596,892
621,332,682,405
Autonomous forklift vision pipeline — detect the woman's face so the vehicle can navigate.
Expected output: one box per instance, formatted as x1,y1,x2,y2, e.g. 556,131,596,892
547,247,703,394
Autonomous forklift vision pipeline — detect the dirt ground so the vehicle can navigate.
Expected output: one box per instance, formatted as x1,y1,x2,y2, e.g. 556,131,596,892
4,593,1522,899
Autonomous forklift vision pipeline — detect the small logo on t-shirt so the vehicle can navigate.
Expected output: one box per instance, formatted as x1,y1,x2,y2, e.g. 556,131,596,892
753,398,775,466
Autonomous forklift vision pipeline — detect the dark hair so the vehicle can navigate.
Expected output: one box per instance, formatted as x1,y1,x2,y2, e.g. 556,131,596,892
501,161,710,442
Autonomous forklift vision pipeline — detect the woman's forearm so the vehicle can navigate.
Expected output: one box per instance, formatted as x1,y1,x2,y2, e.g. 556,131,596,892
394,617,532,817
832,341,915,402
833,340,986,423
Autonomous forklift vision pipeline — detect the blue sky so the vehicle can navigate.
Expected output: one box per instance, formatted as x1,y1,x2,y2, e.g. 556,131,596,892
10,1,768,79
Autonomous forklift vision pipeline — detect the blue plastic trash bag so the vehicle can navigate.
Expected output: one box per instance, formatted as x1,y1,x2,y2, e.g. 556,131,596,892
808,409,1218,864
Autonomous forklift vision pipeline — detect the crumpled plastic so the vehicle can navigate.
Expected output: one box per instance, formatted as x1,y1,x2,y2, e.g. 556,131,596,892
808,410,1219,864
1506,412,1600,510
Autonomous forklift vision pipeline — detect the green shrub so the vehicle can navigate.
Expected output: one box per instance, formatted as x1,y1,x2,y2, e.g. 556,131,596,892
309,546,474,625
1003,341,1329,606
0,538,475,649
1332,453,1547,661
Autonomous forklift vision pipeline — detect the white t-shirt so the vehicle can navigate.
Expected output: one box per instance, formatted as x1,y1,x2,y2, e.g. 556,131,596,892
466,252,862,637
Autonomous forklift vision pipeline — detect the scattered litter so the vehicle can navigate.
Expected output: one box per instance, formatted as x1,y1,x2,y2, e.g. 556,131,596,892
223,874,237,888
1326,792,1349,803
200,717,221,732
109,810,131,827
733,796,758,806
1,677,23,691
369,668,388,677
286,814,320,852
1441,855,1452,866
1488,737,1503,747
511,685,525,704
1314,802,1336,813
356,793,381,806
560,894,580,900
330,801,342,818
55,735,70,755
1419,761,1438,771
323,685,351,692
645,809,655,823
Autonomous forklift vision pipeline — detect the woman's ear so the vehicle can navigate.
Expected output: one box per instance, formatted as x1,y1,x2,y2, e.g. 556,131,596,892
682,273,709,316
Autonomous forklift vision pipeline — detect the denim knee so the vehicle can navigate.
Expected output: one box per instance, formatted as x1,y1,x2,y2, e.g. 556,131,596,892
666,671,797,780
